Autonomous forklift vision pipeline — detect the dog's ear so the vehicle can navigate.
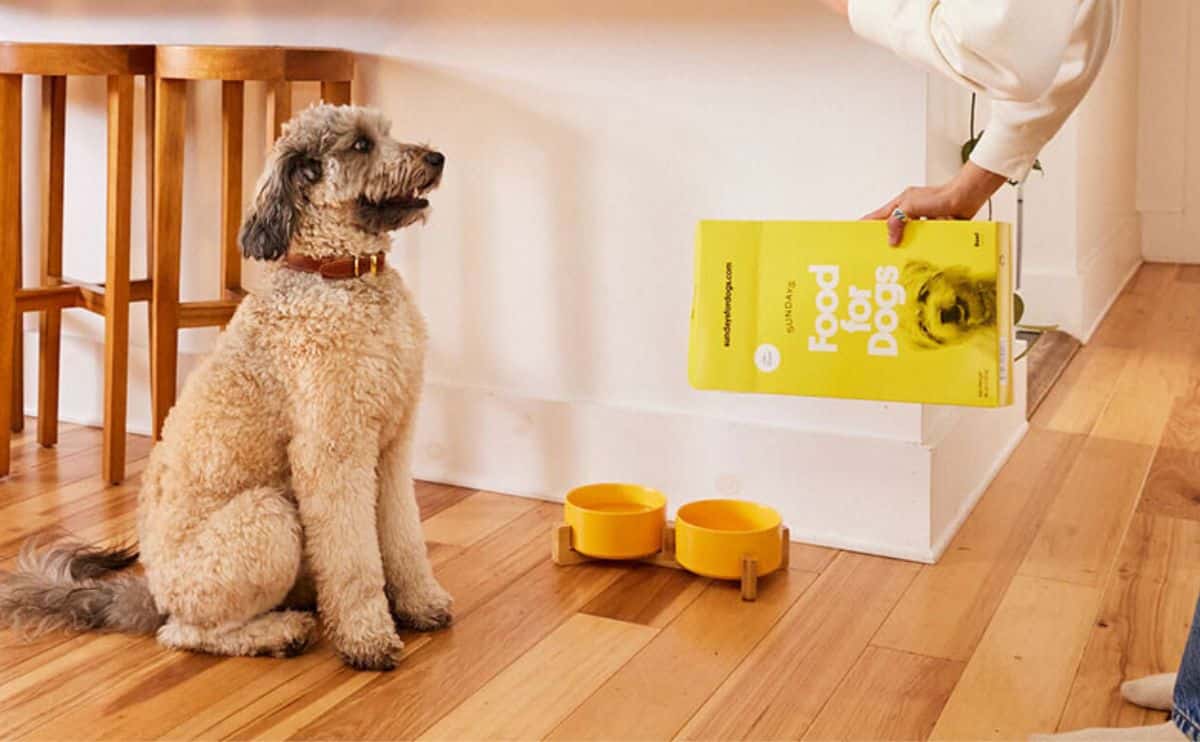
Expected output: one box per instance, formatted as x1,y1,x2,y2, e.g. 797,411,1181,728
239,143,323,261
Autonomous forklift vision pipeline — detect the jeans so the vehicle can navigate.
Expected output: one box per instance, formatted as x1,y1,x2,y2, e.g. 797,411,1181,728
1174,593,1200,741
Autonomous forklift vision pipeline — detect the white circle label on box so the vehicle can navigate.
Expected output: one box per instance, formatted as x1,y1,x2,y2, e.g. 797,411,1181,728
754,344,781,373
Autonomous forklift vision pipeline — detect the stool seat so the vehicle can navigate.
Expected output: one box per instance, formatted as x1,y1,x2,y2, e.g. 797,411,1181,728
0,43,154,76
156,45,354,82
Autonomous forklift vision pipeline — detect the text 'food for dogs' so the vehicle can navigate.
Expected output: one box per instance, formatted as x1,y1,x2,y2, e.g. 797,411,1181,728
688,220,1014,407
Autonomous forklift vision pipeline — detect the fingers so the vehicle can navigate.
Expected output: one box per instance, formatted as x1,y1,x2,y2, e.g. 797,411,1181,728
863,202,907,246
887,208,907,246
862,198,899,221
865,186,942,246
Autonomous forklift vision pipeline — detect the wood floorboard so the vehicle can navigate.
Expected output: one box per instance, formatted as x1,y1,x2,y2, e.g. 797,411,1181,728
0,263,1197,740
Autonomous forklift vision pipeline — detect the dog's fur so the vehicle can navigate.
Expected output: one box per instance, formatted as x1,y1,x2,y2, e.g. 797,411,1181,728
898,260,998,351
0,104,450,671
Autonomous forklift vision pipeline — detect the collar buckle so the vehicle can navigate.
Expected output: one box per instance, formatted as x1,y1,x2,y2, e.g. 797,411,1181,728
352,254,380,277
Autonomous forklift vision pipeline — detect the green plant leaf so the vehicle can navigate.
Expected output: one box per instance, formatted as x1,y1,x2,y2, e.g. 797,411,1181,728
961,133,983,164
1014,293,1025,325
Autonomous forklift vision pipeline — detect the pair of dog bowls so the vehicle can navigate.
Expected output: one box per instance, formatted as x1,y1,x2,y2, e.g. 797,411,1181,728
561,483,785,583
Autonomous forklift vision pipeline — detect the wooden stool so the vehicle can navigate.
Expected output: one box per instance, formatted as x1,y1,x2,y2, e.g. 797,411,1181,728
0,43,155,482
150,46,354,438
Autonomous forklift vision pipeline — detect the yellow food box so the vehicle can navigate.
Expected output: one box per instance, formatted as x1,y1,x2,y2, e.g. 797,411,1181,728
688,220,1013,407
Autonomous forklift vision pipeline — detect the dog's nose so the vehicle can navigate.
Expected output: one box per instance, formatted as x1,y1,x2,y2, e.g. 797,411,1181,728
941,304,964,324
424,151,445,169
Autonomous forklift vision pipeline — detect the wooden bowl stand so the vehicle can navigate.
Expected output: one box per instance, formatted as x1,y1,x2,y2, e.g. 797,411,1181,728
550,522,790,601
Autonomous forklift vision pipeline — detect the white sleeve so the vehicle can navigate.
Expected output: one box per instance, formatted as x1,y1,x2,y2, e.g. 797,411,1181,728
848,0,1120,181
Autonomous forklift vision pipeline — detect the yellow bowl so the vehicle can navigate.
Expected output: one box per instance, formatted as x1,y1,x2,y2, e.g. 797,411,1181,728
674,499,784,580
564,483,667,560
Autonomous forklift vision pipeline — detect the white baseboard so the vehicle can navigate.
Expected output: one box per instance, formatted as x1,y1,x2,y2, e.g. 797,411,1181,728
1019,211,1142,342
26,329,1029,564
926,344,1029,561
930,422,1029,561
1080,257,1141,343
413,364,1028,564
1020,255,1141,343
1141,212,1200,264
1020,270,1084,337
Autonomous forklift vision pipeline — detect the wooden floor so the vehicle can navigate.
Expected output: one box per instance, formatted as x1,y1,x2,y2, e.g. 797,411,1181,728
1,263,1199,741
1021,329,1082,419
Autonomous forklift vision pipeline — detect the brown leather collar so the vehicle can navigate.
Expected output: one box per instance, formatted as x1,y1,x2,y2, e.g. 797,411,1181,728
284,251,387,280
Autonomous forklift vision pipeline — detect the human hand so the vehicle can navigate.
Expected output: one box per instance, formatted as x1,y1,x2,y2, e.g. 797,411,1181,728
863,162,1007,246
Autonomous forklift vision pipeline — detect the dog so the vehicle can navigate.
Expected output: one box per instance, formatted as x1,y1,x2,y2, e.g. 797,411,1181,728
898,260,998,351
0,104,450,671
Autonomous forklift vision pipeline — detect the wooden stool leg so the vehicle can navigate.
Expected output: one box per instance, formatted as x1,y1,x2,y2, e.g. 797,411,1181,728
267,80,292,143
10,241,22,435
220,80,243,310
0,74,21,474
37,75,66,449
102,75,134,483
150,78,185,440
6,75,22,436
143,75,156,411
144,75,155,269
320,80,351,106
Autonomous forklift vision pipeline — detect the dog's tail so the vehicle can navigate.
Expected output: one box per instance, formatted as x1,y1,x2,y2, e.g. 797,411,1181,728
0,535,164,637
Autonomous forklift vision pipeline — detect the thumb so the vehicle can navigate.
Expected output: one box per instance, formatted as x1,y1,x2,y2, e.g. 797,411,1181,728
887,209,907,247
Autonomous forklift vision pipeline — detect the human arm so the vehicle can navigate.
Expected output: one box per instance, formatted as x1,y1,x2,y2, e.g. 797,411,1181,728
835,0,1120,241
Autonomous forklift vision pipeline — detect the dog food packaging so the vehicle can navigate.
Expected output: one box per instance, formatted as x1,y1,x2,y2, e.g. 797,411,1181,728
688,220,1014,407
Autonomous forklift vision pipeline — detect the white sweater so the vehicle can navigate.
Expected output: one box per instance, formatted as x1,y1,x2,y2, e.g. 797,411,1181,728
848,0,1120,181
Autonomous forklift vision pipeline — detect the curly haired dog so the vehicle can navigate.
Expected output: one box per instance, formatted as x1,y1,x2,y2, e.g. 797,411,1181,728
0,104,451,671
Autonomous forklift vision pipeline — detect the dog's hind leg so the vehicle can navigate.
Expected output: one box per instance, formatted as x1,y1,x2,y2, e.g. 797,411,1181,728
158,610,316,658
148,486,317,657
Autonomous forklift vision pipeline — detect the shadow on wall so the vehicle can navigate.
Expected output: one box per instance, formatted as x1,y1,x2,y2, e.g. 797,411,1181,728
1,0,813,26
359,53,593,492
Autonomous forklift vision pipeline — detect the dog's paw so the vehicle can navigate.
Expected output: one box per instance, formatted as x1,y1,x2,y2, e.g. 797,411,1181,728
334,629,406,672
392,584,454,632
257,611,319,658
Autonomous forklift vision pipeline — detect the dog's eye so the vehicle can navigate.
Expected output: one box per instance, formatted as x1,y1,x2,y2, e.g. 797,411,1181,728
352,136,373,154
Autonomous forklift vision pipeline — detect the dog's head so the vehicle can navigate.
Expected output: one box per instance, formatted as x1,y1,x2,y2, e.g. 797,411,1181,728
899,261,997,349
239,104,444,261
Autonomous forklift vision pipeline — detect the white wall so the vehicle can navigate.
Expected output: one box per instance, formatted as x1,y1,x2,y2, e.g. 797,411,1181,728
3,0,938,442
0,1,1034,560
1075,0,1143,334
1139,0,1200,264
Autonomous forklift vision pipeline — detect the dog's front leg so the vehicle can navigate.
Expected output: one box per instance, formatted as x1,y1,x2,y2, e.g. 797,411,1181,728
377,428,453,631
289,427,404,671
